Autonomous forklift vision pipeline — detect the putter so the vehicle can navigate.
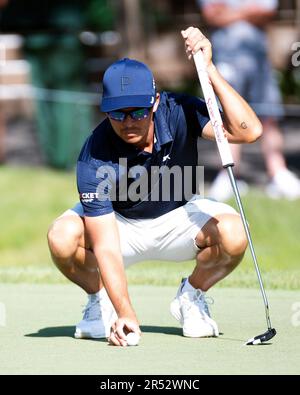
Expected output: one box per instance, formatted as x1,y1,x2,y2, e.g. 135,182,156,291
193,51,277,345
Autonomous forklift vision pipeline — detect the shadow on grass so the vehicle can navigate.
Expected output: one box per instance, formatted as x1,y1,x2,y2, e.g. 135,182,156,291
25,325,183,339
26,326,256,344
140,325,182,336
24,326,106,342
141,326,228,338
213,336,274,345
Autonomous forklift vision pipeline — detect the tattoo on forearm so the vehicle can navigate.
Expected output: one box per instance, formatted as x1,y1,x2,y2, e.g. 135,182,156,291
241,122,248,129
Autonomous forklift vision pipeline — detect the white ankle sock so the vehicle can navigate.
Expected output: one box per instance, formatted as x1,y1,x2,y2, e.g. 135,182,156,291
182,278,196,293
89,291,100,302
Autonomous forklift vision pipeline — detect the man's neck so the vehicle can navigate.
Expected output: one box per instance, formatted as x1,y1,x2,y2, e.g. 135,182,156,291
135,121,155,153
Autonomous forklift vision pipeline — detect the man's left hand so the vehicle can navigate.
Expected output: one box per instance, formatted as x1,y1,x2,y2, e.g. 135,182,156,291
181,26,213,69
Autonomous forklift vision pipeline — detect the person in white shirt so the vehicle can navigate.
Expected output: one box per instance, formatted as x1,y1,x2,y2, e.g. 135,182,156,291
198,0,300,200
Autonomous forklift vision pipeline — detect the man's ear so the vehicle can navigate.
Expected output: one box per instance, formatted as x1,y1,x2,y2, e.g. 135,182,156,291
153,93,160,113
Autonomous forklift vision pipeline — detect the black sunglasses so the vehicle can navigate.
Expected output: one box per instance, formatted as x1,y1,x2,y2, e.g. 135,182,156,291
107,107,151,122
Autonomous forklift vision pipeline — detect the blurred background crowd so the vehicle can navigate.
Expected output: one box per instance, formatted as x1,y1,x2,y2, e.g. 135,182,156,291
1,1,300,290
0,0,300,199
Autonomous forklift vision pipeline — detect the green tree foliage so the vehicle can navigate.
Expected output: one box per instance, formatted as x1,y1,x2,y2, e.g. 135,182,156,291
85,0,116,31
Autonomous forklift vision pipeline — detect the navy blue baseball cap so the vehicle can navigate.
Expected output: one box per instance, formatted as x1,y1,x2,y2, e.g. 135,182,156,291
101,58,156,112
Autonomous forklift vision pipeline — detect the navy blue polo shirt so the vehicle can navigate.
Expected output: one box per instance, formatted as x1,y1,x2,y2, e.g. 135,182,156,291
77,91,210,219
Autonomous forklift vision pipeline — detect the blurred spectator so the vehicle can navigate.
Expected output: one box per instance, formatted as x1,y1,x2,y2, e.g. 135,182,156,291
198,0,300,200
0,0,9,164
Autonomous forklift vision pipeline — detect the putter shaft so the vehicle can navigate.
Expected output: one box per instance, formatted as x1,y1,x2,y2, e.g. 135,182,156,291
226,166,273,330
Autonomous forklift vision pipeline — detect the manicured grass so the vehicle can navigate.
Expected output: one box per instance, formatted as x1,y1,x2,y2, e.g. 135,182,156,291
0,284,299,374
1,165,76,267
1,165,300,289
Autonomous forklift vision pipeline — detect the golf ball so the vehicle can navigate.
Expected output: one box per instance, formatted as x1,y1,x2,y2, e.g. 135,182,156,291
126,332,140,346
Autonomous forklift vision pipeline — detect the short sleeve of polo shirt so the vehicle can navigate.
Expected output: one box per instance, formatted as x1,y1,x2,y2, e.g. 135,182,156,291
77,159,115,217
179,94,211,137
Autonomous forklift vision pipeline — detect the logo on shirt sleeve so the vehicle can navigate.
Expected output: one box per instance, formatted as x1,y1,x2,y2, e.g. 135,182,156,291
80,192,99,203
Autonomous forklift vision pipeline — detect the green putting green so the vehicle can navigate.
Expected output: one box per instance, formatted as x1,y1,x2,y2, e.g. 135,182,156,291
0,284,299,375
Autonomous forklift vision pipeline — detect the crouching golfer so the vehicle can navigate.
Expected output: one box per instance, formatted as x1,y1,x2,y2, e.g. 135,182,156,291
47,27,262,346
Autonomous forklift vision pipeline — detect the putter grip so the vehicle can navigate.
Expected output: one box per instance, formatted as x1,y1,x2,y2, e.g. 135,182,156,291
193,51,234,167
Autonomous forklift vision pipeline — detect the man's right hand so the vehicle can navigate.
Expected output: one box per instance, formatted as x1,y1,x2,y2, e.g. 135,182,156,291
108,317,141,347
84,214,139,346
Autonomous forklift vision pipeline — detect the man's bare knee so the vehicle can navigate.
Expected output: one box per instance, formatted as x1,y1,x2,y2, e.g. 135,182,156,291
47,216,84,262
215,214,248,258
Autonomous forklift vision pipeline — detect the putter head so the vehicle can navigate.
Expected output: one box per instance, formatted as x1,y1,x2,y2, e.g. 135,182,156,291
245,328,276,345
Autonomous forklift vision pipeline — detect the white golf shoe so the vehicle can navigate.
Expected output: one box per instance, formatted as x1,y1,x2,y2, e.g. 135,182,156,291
266,169,300,200
170,278,219,338
74,289,117,339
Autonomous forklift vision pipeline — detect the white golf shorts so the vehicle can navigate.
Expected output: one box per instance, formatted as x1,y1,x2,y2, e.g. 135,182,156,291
62,196,238,266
